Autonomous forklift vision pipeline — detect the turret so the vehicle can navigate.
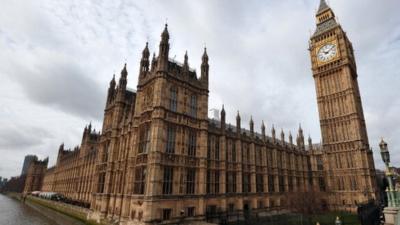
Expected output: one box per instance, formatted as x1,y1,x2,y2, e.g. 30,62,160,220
56,143,65,165
221,105,226,132
157,24,170,71
261,120,266,140
272,125,276,141
201,47,209,85
308,135,313,150
107,74,116,105
250,116,254,136
151,53,156,71
58,143,64,153
183,51,189,73
119,64,128,88
82,125,88,142
297,124,305,149
139,42,150,76
236,111,241,135
116,64,128,102
289,132,293,145
280,129,285,143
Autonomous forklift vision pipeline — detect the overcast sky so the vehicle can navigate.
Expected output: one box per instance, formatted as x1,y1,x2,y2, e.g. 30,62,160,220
0,0,399,178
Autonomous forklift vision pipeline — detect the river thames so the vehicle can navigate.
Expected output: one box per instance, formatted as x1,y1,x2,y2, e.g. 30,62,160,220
0,194,56,225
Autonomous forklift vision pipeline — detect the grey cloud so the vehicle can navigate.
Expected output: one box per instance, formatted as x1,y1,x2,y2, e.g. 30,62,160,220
0,125,50,150
1,0,400,178
0,48,105,119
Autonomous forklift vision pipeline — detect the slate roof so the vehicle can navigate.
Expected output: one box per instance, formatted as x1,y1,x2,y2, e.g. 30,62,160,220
317,0,329,14
313,18,339,37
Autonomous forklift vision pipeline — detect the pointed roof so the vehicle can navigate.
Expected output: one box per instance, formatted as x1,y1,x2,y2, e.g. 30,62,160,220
110,74,116,86
121,63,128,77
184,50,188,65
161,24,169,41
317,0,330,14
202,47,208,63
142,42,150,58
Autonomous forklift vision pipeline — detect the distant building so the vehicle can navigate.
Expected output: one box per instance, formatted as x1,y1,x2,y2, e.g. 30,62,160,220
1,176,25,193
21,155,38,176
23,157,48,193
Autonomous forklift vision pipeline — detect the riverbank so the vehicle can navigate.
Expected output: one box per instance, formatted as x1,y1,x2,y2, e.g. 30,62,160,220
5,193,105,225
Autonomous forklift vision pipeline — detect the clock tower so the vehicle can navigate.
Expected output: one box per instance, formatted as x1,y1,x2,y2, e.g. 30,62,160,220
309,0,377,210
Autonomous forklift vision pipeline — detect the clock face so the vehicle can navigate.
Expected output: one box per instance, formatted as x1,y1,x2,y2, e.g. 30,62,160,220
317,43,337,62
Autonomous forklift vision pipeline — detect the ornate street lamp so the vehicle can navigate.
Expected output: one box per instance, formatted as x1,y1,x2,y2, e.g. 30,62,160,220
380,139,390,167
379,138,396,207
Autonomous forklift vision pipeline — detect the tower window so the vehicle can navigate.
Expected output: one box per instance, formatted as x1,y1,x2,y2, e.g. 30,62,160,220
207,135,219,160
206,170,220,194
169,87,178,112
138,124,151,153
232,141,236,162
97,172,106,193
226,172,236,193
166,125,176,154
186,168,196,194
256,146,262,166
162,208,172,220
268,175,275,193
215,137,219,160
162,166,173,194
242,173,251,193
133,166,146,194
189,95,197,117
187,207,195,217
256,174,264,193
279,175,285,193
188,130,196,156
317,156,324,170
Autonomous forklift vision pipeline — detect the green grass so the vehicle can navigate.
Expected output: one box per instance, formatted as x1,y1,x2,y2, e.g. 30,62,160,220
229,212,360,225
309,211,360,225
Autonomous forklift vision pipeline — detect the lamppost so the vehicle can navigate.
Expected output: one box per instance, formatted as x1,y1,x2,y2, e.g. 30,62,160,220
379,138,397,207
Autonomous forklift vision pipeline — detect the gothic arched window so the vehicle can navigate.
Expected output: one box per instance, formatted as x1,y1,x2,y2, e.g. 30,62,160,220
169,87,178,112
189,95,197,117
138,124,151,154
188,130,196,156
166,125,176,154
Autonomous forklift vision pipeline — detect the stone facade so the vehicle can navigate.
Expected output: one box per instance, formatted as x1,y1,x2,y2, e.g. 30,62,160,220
23,157,48,193
40,126,100,204
41,166,55,192
30,0,377,224
309,0,377,210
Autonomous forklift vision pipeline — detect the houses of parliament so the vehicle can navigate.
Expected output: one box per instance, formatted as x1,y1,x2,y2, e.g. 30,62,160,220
22,1,378,224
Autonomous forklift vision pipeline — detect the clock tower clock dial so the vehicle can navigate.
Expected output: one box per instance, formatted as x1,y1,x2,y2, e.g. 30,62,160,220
309,0,377,211
317,43,337,62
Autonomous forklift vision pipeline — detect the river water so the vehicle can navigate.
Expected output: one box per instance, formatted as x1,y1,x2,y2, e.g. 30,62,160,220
0,194,86,225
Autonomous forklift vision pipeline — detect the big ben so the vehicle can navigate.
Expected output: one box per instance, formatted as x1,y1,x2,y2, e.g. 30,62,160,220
310,0,377,210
